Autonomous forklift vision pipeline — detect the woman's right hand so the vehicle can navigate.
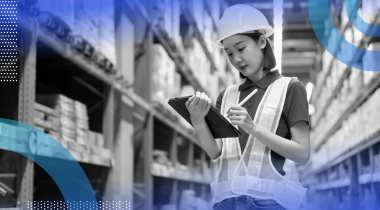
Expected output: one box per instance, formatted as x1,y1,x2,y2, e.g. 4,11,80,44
185,91,212,124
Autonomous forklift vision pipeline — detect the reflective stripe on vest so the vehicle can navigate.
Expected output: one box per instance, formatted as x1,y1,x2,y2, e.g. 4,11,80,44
211,77,307,210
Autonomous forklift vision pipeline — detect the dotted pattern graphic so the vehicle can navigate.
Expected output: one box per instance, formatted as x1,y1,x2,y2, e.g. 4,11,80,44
0,0,17,82
28,201,132,210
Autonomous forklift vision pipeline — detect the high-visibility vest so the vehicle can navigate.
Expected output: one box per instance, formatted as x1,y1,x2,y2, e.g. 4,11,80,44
210,77,307,210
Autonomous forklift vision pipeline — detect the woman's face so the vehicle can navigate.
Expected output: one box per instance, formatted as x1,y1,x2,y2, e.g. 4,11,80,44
222,34,265,78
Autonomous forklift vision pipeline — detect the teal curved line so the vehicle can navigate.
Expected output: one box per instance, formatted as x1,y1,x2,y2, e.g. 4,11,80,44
0,118,99,209
346,0,380,37
308,0,380,71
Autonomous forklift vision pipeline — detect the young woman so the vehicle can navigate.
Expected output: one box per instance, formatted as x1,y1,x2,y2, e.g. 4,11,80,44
185,4,310,210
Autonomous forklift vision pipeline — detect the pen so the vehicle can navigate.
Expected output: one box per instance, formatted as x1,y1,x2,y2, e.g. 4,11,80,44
224,89,258,118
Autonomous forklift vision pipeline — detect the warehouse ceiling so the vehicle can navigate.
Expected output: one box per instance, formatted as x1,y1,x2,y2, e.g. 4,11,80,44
224,0,324,85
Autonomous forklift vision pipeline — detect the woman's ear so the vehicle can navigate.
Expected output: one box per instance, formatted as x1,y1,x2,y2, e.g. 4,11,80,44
259,35,267,49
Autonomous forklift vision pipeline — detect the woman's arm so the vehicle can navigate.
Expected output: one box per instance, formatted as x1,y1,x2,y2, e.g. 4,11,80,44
228,105,310,165
193,118,223,160
253,120,310,165
186,92,222,160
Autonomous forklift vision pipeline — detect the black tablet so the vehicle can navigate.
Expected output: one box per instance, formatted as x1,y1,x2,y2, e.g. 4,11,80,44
168,96,241,139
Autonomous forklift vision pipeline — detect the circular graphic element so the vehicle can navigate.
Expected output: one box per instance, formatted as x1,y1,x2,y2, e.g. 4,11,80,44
308,0,380,71
346,0,380,37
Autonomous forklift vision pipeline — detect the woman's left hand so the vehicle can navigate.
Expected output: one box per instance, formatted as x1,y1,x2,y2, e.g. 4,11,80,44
227,105,258,135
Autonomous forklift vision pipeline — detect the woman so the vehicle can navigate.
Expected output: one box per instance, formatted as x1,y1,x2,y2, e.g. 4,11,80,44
185,4,310,210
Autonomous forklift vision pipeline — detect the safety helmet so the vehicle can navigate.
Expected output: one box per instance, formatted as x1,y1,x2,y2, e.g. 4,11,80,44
212,4,274,48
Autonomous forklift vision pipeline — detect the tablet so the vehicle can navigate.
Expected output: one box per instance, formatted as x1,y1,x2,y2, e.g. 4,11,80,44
168,96,241,139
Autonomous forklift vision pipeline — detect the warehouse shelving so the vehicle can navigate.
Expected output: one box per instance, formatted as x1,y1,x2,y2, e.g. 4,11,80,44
311,15,380,130
309,3,358,105
312,73,380,150
0,121,112,167
130,0,208,94
302,3,380,208
129,1,224,209
181,4,217,73
1,1,228,209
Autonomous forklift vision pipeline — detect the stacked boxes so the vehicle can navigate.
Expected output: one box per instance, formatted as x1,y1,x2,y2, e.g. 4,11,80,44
151,150,175,177
36,94,77,142
88,130,104,148
151,44,180,104
34,102,60,141
74,101,89,144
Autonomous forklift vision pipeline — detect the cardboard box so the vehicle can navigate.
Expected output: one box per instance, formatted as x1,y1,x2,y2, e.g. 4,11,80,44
35,110,45,120
36,94,75,117
46,115,59,131
96,133,104,147
87,130,97,146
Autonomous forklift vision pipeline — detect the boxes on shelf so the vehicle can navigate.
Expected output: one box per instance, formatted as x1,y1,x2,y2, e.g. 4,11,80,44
151,149,176,177
74,101,89,129
151,44,180,104
74,100,89,144
35,94,95,146
320,87,380,163
36,94,76,142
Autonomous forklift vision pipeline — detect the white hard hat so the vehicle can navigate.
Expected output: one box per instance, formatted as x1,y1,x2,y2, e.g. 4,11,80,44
212,4,274,48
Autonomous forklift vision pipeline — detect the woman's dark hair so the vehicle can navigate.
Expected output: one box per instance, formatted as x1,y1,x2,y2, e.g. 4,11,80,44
238,33,277,79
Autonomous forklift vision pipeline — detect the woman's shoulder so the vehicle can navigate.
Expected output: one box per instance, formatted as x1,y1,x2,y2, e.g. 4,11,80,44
286,77,307,93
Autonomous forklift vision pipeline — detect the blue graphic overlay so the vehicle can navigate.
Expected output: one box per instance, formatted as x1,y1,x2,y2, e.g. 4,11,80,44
0,118,99,209
308,0,380,71
346,0,380,37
